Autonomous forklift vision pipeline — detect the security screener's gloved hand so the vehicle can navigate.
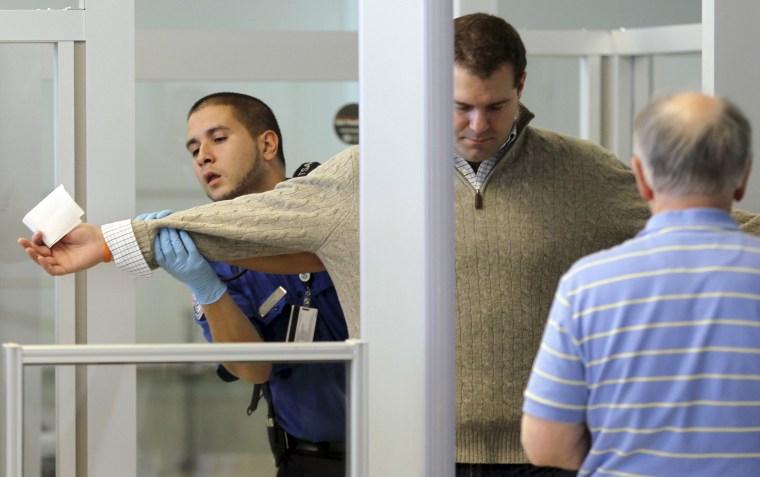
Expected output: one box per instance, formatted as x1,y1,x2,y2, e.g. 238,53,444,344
154,227,226,305
135,209,173,221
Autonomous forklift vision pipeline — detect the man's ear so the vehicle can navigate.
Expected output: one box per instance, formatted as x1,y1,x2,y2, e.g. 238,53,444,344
734,161,752,202
258,130,280,162
516,72,527,98
631,156,654,202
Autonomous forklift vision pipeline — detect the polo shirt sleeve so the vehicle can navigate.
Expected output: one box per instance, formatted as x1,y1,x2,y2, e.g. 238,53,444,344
523,278,588,423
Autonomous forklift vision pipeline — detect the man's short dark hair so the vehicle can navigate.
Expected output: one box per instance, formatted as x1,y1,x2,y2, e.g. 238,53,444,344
188,92,285,167
454,13,527,85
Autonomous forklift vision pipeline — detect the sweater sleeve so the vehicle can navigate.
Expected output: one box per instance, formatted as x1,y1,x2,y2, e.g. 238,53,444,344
132,145,359,269
732,208,760,235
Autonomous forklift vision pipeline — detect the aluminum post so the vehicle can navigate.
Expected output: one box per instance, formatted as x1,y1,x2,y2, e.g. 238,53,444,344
1,344,23,477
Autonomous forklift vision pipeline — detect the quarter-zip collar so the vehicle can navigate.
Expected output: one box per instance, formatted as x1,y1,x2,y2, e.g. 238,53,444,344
454,103,535,209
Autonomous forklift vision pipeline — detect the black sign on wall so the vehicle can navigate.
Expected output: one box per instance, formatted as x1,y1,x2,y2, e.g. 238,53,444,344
334,103,359,145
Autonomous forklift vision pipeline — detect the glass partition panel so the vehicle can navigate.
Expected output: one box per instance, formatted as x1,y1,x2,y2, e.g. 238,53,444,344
18,367,58,477
0,0,79,9
137,363,276,476
521,56,582,138
135,0,357,32
38,368,55,477
0,43,56,477
496,0,700,29
651,52,701,96
0,43,55,345
19,361,348,477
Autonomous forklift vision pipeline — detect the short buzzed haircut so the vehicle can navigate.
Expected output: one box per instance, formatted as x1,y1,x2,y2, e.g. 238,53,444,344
188,92,285,167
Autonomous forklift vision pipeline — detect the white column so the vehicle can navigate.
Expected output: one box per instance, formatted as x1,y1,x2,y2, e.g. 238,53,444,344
579,56,602,144
83,1,137,476
703,0,760,213
600,55,633,161
360,0,456,475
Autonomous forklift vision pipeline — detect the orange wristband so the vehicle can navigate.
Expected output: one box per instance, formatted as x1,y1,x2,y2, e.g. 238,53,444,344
103,241,113,263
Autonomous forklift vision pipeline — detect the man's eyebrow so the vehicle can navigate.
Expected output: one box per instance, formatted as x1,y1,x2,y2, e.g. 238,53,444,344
185,125,229,150
454,98,511,108
185,137,198,151
488,99,510,107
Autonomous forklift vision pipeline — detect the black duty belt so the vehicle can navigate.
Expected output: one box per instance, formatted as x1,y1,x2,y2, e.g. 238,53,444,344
285,432,346,456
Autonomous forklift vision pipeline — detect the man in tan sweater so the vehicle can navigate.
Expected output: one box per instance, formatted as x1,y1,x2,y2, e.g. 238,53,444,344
451,14,644,476
19,13,760,477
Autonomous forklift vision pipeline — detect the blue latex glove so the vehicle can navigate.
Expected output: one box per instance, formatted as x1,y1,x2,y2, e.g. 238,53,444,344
135,209,173,221
154,227,226,305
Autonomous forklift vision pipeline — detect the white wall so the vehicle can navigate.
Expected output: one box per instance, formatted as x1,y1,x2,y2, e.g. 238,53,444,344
495,0,700,29
704,0,760,212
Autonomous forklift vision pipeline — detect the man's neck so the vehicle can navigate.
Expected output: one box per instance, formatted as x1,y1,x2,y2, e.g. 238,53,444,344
249,173,287,195
649,195,733,215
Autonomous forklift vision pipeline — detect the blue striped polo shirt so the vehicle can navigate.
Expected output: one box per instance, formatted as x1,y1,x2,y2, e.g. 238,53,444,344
523,208,760,476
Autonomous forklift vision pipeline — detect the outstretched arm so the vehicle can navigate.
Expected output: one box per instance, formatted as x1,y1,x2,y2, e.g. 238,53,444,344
136,210,322,275
19,221,324,277
18,223,105,275
229,252,326,274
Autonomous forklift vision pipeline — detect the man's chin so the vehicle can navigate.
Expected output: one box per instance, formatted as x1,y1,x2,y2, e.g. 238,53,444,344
457,146,494,163
207,191,230,202
460,152,490,163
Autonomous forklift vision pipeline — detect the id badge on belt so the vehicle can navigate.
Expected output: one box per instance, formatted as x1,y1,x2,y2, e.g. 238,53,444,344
285,273,318,342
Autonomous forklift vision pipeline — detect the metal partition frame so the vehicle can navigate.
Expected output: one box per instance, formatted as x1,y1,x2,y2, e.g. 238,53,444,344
0,8,83,476
1,340,368,477
521,24,701,159
521,24,701,160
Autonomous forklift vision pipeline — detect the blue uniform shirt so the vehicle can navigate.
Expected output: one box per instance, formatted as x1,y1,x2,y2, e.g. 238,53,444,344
195,261,348,442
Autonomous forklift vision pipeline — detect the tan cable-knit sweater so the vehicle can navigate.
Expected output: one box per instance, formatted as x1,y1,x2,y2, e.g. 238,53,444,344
452,108,653,463
129,109,760,464
133,145,362,337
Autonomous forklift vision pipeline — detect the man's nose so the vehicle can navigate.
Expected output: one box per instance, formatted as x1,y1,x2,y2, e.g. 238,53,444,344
197,143,214,164
469,110,488,134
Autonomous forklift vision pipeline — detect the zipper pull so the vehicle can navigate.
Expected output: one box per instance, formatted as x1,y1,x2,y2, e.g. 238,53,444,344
475,191,483,209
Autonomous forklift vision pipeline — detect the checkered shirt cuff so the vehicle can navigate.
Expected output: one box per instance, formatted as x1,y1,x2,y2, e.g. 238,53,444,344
101,220,152,277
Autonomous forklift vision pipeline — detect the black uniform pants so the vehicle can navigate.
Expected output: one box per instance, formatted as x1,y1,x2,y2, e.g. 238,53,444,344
276,433,345,477
276,450,344,477
456,463,577,477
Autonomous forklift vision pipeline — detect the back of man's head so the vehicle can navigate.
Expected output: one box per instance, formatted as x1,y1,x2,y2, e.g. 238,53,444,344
633,92,752,197
454,13,526,84
188,92,286,168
